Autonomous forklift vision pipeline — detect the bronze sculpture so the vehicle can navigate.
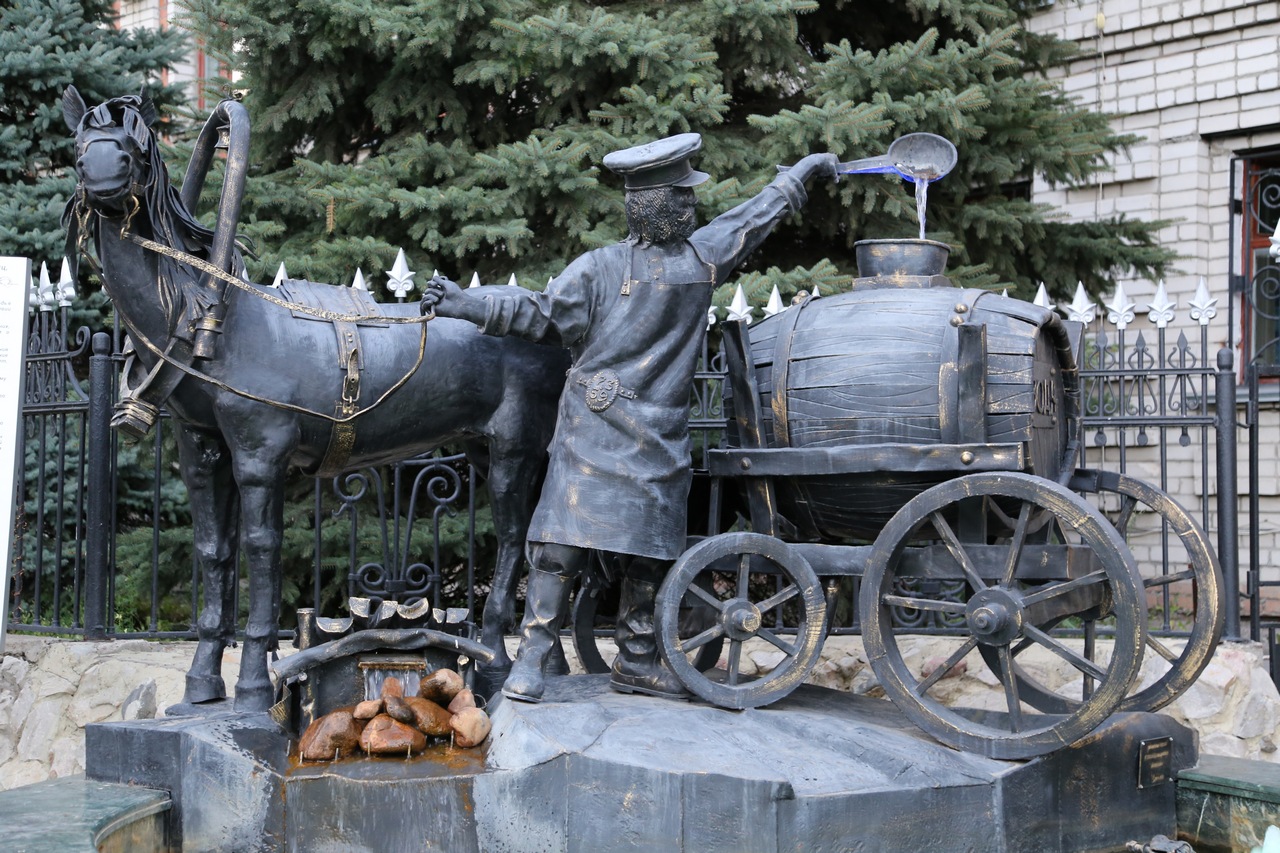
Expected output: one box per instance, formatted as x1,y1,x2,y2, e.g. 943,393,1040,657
63,87,567,712
422,133,838,701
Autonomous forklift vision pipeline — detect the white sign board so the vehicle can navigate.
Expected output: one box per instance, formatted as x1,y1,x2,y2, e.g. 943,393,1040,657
0,258,30,652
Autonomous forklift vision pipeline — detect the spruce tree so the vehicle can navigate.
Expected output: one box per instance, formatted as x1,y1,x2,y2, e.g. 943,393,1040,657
181,0,1171,305
0,0,190,265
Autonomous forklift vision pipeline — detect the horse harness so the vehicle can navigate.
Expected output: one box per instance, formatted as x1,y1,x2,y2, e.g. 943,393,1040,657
95,227,434,478
67,92,439,477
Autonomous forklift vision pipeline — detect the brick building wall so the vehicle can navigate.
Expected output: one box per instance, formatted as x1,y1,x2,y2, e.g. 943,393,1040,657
116,0,219,110
1031,1,1280,613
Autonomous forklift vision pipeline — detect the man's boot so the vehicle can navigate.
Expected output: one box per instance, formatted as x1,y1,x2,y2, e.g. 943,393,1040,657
610,576,690,700
502,568,575,703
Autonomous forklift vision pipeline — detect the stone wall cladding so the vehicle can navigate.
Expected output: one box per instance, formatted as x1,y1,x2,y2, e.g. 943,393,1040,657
1,635,1275,790
0,637,240,790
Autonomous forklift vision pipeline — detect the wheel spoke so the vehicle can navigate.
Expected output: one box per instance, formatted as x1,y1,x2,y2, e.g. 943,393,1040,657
756,628,797,658
1082,620,1096,701
681,624,725,654
1001,500,1034,586
929,510,988,591
1143,569,1195,588
1024,623,1109,682
727,638,743,685
882,594,967,615
1019,570,1108,607
1146,632,1179,663
1111,494,1138,537
1010,636,1035,658
737,553,750,594
912,636,978,697
997,646,1024,732
686,581,726,611
756,584,799,615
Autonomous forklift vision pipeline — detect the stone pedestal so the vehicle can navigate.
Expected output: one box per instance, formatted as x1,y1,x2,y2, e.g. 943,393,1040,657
85,675,1197,853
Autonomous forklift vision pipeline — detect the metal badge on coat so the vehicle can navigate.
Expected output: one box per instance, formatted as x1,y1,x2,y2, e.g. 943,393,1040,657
578,369,636,412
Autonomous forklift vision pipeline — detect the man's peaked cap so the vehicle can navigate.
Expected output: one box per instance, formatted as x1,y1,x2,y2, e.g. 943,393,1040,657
603,133,710,191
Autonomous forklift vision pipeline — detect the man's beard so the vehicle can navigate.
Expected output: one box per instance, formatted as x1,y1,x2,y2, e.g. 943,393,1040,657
625,187,697,245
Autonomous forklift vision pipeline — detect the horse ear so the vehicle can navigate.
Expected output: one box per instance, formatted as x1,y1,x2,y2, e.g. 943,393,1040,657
138,87,158,127
63,86,87,132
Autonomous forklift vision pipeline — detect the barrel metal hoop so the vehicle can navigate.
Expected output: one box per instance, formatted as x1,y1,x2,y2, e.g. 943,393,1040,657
769,295,809,448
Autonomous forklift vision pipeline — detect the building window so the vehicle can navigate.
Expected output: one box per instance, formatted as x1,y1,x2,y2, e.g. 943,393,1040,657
1243,155,1280,366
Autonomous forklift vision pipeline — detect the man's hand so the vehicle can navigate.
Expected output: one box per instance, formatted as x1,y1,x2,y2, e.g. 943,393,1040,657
421,274,475,320
788,152,840,184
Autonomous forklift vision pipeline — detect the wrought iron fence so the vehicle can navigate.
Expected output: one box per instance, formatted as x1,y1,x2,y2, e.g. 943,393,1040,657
1068,280,1239,646
1231,155,1280,666
7,260,487,641
14,284,92,634
0,268,1250,668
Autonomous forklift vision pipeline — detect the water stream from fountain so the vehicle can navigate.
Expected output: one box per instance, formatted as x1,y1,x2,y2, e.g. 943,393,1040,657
896,164,939,240
914,178,928,240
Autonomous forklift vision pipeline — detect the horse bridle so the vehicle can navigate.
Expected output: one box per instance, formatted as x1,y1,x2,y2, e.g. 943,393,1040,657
70,109,441,426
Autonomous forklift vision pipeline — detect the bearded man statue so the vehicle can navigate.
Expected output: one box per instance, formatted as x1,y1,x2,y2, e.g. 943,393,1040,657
423,134,837,702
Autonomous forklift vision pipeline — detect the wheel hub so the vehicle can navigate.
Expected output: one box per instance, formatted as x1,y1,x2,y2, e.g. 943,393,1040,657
722,599,762,640
965,587,1024,646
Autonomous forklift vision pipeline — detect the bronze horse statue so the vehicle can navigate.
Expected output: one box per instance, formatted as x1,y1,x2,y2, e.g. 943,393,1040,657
63,86,567,711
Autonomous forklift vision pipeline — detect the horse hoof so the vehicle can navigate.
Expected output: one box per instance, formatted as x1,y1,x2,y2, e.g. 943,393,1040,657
473,663,512,700
183,674,227,705
233,683,275,714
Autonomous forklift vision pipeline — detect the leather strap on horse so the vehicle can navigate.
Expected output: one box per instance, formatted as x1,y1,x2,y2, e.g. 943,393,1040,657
121,306,429,427
314,349,362,477
124,231,436,326
113,336,193,438
111,227,433,428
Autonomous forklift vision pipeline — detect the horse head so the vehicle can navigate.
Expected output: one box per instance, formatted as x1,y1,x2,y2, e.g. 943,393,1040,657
64,86,159,214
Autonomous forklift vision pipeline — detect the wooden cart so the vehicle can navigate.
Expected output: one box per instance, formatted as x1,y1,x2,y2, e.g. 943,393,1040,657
643,283,1223,760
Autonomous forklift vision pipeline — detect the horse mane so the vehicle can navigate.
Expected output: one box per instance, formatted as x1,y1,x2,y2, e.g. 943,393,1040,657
66,95,241,335
143,131,228,328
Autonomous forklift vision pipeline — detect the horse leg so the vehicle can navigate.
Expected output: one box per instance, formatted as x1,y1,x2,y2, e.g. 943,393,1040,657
176,426,239,705
226,426,292,713
469,438,548,694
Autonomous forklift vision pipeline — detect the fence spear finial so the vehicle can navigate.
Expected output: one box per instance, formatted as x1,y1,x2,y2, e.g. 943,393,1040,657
764,285,784,318
1033,282,1052,310
56,257,76,307
1106,281,1135,330
1067,282,1096,324
1189,277,1217,327
1147,280,1176,329
37,262,55,312
727,284,754,323
387,249,415,299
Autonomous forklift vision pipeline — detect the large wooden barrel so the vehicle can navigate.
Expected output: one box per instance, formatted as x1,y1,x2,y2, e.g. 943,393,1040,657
732,285,1080,542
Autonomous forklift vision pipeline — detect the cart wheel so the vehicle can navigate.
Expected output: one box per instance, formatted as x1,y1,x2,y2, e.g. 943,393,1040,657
982,471,1224,714
861,472,1145,760
572,578,726,675
656,532,826,710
